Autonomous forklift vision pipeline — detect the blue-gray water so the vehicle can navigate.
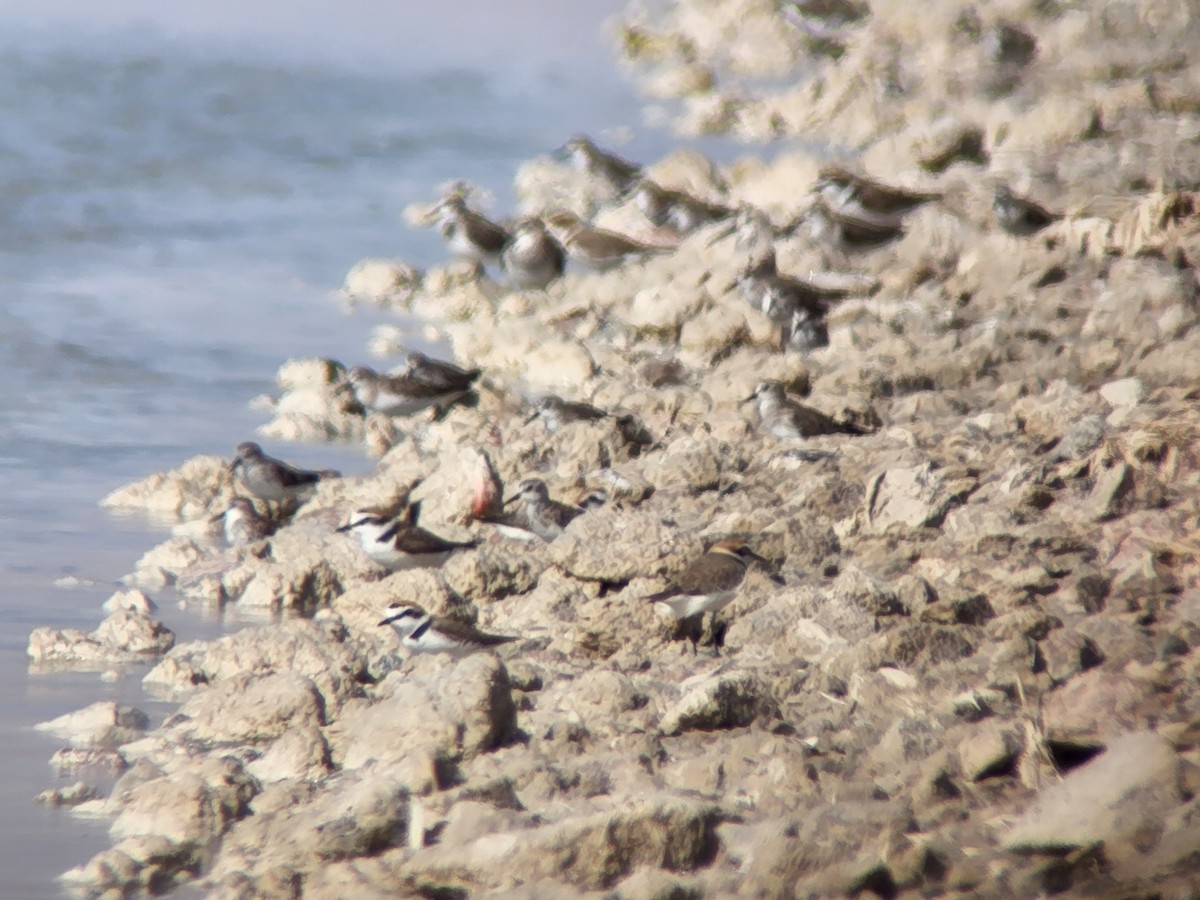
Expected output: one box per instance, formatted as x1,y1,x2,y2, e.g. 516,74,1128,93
0,3,747,895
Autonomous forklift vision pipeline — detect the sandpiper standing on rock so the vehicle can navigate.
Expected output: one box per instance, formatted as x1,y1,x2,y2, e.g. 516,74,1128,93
554,134,643,195
747,380,869,441
378,603,517,657
346,361,478,418
731,250,854,351
646,539,780,653
633,178,732,234
432,194,512,267
502,478,584,542
542,210,670,271
500,217,566,290
213,497,273,546
230,442,335,504
339,501,480,570
993,185,1060,235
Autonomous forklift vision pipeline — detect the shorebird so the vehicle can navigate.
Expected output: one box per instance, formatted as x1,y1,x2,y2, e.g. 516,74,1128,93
746,380,869,441
816,164,941,216
646,539,780,654
502,478,584,542
230,442,335,504
432,194,511,267
632,178,733,234
346,361,478,418
542,210,669,271
993,185,1060,235
730,250,854,351
213,497,273,546
500,217,565,290
526,395,653,449
554,134,643,195
338,501,479,570
378,603,517,657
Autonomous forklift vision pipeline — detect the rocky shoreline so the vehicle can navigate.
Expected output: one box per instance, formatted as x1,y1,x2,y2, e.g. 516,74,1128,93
29,1,1200,896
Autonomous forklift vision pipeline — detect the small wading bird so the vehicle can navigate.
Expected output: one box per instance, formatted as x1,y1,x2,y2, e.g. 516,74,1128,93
338,501,479,570
378,602,517,657
554,134,644,196
212,497,273,546
542,210,670,271
501,478,584,543
500,217,566,290
746,380,870,441
632,178,733,234
432,194,511,267
346,357,479,418
992,185,1061,236
230,442,336,505
645,538,782,654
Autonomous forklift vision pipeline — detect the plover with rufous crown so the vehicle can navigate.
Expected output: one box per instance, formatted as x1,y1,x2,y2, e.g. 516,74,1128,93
645,538,782,654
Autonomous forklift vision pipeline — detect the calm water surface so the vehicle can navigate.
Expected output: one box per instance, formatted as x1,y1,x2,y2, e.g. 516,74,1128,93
0,2,757,894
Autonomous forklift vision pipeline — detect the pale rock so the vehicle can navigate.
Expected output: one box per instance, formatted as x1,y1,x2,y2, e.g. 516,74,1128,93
35,701,149,748
1042,670,1151,744
640,435,732,495
334,653,516,773
442,540,547,603
549,508,696,583
101,589,158,616
36,781,102,808
132,536,206,588
100,453,237,520
865,461,953,531
957,722,1024,781
143,618,367,716
93,608,176,656
678,304,749,365
109,756,258,845
247,726,332,783
62,835,197,898
341,258,422,305
166,672,326,745
209,770,410,882
625,285,703,335
1002,732,1182,856
659,670,779,735
1099,377,1145,409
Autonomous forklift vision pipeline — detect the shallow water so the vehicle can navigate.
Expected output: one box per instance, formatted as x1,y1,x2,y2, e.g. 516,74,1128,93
0,2,747,894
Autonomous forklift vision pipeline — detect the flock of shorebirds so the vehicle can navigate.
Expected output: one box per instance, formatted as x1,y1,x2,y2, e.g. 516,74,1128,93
214,134,1062,658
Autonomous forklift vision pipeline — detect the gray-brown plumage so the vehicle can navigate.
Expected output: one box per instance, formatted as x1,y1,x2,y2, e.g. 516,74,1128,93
230,442,334,504
500,217,565,290
542,210,669,271
633,179,733,234
993,186,1060,235
748,380,869,441
555,135,644,195
346,362,477,418
433,194,512,265
502,478,584,542
816,164,941,215
730,250,854,351
646,539,779,653
214,497,273,546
